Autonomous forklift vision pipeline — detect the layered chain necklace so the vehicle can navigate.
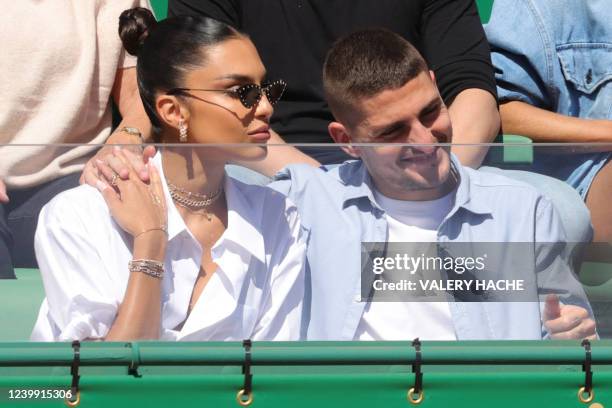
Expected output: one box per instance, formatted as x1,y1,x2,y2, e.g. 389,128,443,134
166,181,224,221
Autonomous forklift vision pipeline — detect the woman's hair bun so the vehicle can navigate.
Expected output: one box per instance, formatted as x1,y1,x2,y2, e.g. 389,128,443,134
119,7,157,56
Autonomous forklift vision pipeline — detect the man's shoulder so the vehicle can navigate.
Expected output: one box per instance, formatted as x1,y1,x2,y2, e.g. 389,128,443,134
464,166,542,199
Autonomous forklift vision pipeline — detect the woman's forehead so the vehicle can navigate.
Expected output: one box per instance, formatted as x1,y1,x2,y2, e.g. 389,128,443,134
186,37,266,83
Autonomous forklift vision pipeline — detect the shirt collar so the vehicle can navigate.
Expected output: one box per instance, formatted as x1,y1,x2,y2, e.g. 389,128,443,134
337,154,493,217
213,173,266,264
153,152,266,263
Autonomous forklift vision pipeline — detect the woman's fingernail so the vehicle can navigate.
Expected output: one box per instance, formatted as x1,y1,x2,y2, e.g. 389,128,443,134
95,159,104,165
96,180,108,192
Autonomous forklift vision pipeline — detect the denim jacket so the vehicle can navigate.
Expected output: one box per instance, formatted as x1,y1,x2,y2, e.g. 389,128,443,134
485,0,611,198
270,156,592,340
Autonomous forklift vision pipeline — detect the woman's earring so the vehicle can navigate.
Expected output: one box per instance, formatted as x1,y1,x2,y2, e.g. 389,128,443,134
179,119,188,142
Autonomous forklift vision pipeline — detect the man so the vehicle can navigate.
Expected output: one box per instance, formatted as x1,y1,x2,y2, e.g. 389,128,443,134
269,28,596,340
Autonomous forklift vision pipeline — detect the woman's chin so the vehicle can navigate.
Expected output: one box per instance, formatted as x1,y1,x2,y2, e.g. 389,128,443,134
226,144,268,162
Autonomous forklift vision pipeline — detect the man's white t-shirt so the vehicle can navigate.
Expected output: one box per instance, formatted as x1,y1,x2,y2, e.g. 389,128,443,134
354,189,458,340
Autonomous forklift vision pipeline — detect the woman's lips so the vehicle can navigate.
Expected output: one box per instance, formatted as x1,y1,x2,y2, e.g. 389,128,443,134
248,126,271,142
248,130,271,142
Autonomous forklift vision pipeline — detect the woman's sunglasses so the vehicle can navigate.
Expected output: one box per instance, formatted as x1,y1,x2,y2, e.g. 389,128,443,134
166,79,287,109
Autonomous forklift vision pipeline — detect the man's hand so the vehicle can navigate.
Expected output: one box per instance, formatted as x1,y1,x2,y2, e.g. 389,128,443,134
0,178,8,204
543,294,597,340
81,144,156,187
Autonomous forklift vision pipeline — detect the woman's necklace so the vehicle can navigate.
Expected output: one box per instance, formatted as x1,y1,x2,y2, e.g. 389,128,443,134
166,181,224,221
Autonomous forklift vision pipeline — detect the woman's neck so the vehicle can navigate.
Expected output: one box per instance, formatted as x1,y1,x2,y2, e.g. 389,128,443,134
161,147,226,196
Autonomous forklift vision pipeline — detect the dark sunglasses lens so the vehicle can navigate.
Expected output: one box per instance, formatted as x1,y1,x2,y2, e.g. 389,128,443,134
241,86,262,108
266,82,286,105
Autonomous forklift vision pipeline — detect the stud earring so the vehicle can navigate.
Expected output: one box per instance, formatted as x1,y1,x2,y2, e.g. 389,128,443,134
178,119,188,142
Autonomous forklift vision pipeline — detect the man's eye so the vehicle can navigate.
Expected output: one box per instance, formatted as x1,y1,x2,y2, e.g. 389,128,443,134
422,107,440,122
380,126,401,138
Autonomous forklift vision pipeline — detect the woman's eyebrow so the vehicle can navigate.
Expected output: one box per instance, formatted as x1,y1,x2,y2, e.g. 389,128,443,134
214,72,267,82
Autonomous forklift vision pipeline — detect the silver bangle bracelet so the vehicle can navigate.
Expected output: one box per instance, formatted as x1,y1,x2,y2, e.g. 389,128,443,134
128,259,164,279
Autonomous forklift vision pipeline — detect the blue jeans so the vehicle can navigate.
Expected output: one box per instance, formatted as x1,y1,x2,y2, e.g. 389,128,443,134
0,173,81,278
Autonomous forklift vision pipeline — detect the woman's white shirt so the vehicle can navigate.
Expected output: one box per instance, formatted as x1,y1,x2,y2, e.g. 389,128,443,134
31,154,307,341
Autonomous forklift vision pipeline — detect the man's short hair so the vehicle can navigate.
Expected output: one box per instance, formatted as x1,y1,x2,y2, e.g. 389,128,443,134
323,28,428,124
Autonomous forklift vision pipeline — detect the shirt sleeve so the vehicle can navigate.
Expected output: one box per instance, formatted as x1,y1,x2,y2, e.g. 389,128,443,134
251,201,308,341
33,192,119,341
420,0,497,104
168,0,241,28
484,0,553,108
533,196,595,337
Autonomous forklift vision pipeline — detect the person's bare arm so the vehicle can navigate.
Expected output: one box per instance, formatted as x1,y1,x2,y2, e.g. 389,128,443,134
233,129,320,176
448,88,501,168
110,67,152,144
500,100,612,143
81,67,155,186
0,179,8,203
97,156,168,341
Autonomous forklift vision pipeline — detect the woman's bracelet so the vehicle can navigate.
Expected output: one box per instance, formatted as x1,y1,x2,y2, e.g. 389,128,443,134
128,259,164,279
117,126,145,144
133,227,168,239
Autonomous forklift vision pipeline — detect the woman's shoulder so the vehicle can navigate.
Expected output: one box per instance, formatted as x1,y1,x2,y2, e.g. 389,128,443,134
40,184,112,230
228,176,297,212
226,177,302,237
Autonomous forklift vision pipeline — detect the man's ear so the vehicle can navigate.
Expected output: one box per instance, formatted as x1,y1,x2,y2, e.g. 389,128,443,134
328,121,361,158
156,94,190,131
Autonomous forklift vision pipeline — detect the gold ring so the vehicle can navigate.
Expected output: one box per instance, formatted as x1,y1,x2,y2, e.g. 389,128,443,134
236,389,253,406
578,386,594,403
110,173,118,186
407,388,424,405
65,391,80,407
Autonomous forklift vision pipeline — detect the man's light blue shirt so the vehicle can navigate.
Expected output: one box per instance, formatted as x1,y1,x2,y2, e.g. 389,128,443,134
270,155,591,340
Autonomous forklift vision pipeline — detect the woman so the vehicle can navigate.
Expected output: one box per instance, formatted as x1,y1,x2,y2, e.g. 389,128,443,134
30,8,307,341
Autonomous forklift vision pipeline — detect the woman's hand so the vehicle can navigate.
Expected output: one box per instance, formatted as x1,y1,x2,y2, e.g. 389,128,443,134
94,148,167,239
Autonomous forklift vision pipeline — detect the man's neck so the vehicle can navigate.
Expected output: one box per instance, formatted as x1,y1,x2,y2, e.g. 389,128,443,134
373,171,458,202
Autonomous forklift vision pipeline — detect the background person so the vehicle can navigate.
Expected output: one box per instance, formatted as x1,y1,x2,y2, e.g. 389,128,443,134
168,0,500,167
0,0,153,278
162,0,592,248
485,0,612,243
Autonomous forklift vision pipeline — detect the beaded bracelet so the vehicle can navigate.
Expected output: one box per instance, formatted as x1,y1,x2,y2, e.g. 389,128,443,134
128,259,164,279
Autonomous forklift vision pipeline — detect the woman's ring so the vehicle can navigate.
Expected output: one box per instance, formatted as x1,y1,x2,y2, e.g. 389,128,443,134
110,173,118,186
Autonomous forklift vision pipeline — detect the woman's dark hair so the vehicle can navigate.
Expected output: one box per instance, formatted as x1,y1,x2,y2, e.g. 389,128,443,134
118,8,243,138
